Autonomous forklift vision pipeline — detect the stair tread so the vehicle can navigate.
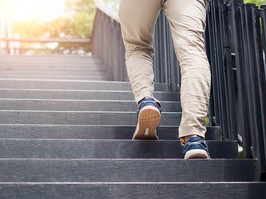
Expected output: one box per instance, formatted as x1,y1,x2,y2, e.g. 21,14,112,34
0,79,171,91
0,125,221,140
0,159,258,182
0,89,179,101
0,139,237,159
0,111,181,126
0,182,265,199
0,99,181,112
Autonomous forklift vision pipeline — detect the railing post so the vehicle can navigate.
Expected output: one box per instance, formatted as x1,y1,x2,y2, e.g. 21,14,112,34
206,0,239,139
253,5,266,181
230,1,253,158
222,2,238,140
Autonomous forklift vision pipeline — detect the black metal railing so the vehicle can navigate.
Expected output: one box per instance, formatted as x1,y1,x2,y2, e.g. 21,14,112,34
154,12,180,92
91,3,127,81
92,0,266,181
206,0,266,181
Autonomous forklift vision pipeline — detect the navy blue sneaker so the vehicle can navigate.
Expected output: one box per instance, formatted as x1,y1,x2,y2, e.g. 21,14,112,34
132,97,161,140
183,136,210,159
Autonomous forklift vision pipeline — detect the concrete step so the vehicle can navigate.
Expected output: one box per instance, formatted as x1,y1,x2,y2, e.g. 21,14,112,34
0,55,102,65
0,111,181,126
0,55,109,80
0,182,265,199
0,75,109,81
0,159,258,182
0,89,179,101
0,68,105,73
0,55,252,199
0,139,237,159
0,62,104,68
0,79,171,91
0,99,181,112
0,69,108,76
0,125,221,140
0,62,103,67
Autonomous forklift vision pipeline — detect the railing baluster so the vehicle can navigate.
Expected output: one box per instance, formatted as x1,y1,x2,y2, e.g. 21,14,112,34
252,6,266,181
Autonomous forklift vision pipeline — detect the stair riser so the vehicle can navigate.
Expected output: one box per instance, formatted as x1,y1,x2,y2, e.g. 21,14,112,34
0,160,258,182
0,111,181,126
0,100,181,112
0,125,221,140
0,90,179,101
0,140,238,159
0,183,265,199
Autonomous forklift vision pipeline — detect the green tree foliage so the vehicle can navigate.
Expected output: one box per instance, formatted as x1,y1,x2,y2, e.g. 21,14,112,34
64,0,95,39
12,0,95,53
244,0,266,6
12,20,48,39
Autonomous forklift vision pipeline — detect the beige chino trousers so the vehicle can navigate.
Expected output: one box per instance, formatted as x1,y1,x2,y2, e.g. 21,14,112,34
118,0,211,138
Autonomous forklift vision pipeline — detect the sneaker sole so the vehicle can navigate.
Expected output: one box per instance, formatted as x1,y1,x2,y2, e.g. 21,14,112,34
132,106,161,140
184,149,210,159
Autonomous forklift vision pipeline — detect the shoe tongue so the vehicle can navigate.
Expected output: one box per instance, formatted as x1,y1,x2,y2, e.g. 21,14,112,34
189,136,201,142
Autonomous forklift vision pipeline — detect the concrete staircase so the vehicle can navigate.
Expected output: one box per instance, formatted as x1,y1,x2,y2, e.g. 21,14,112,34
0,55,265,198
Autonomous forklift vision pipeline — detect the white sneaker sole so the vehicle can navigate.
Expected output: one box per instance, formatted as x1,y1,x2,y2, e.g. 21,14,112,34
184,149,210,159
132,106,161,140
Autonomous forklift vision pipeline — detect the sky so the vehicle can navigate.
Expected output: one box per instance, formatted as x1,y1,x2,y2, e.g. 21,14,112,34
7,0,67,22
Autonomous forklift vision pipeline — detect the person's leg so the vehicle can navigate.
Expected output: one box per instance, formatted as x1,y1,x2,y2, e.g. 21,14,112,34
163,0,211,158
118,0,162,103
118,0,162,140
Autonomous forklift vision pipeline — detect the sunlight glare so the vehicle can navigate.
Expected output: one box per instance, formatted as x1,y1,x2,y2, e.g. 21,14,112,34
10,0,66,22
